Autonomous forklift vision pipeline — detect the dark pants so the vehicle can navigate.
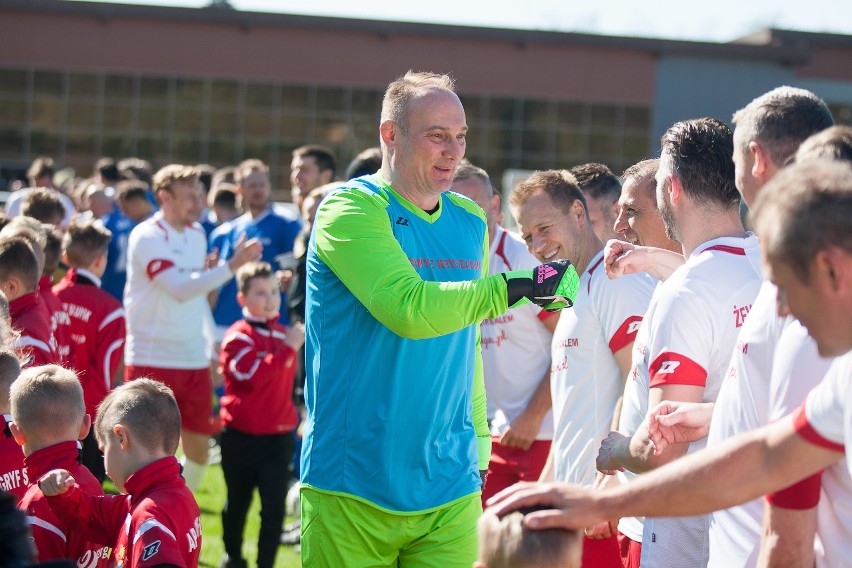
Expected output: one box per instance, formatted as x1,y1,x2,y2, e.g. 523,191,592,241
220,428,294,568
81,427,106,483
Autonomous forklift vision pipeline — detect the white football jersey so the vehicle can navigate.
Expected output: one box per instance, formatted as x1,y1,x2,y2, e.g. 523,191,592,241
620,235,763,568
481,227,554,439
125,214,232,368
551,249,655,487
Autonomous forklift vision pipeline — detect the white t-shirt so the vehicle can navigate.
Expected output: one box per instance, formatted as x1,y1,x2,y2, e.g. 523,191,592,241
705,282,787,567
708,287,837,567
799,353,852,567
481,227,554,439
125,213,233,369
620,235,763,567
766,321,838,568
551,249,655,487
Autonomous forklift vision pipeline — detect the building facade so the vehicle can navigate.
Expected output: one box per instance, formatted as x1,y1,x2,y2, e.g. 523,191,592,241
1,0,851,195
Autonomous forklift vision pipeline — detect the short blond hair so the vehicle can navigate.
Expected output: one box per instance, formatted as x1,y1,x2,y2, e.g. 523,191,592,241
235,159,269,186
63,218,112,268
10,365,85,439
152,164,198,196
95,379,181,455
478,509,582,568
510,170,588,218
381,70,456,133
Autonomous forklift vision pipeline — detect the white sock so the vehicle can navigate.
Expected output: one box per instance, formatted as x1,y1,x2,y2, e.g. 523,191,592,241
181,457,207,492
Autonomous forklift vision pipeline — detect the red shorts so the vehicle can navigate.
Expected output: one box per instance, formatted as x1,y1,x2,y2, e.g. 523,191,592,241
481,436,551,505
125,365,214,435
582,533,622,568
617,531,642,568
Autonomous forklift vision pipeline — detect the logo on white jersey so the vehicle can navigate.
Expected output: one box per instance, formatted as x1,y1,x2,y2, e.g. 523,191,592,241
656,360,681,374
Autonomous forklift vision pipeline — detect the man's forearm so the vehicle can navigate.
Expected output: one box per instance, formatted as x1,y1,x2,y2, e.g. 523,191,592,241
595,419,835,521
154,263,233,303
757,504,817,568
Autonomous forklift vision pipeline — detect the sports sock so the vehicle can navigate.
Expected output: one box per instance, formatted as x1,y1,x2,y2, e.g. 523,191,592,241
182,456,207,492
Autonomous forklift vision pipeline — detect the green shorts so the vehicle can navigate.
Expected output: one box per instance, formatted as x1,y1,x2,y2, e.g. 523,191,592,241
301,486,481,568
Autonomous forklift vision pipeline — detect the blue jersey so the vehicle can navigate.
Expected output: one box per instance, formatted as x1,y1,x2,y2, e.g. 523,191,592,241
301,175,500,513
100,212,139,301
209,206,301,328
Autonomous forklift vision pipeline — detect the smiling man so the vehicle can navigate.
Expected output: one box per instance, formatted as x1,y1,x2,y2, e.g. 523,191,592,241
299,71,580,568
509,169,655,567
614,159,680,252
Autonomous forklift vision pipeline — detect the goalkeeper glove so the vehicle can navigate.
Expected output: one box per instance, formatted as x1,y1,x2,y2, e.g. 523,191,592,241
502,259,580,312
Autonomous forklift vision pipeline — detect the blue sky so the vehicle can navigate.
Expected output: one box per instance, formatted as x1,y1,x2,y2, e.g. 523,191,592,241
76,0,852,42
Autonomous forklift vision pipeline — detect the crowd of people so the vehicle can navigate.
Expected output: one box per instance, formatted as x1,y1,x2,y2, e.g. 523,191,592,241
0,70,850,568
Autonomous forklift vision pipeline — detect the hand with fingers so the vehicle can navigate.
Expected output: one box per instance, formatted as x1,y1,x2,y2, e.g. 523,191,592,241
38,469,76,497
596,431,628,475
647,400,714,456
484,481,604,531
227,233,263,272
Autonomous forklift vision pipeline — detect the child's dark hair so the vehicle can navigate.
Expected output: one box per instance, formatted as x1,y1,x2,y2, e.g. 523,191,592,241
0,238,40,292
236,261,274,296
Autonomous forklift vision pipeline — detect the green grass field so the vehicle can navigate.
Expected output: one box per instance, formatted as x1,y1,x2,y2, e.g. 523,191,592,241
194,463,301,568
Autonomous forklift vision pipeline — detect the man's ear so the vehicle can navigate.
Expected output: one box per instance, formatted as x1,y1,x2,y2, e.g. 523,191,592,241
668,174,684,204
9,422,25,447
817,247,852,295
319,169,333,186
78,414,92,441
490,193,501,218
572,199,587,225
379,120,397,147
237,292,247,308
749,140,773,182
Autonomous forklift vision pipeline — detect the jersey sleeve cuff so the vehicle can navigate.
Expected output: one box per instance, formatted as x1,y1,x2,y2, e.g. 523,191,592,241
477,434,492,470
766,471,823,510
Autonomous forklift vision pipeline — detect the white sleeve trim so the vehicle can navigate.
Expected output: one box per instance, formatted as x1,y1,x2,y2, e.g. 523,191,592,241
102,338,125,390
98,307,125,331
15,336,51,353
27,516,67,542
229,346,261,381
133,518,177,544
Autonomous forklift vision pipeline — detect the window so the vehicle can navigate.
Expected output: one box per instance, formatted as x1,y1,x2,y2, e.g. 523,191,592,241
0,69,28,96
281,85,311,112
175,78,205,105
489,97,518,126
140,76,171,104
211,80,241,108
105,74,136,100
34,71,65,97
246,82,277,108
103,103,134,131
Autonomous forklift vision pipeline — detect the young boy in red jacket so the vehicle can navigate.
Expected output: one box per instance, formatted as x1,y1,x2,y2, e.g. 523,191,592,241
11,365,109,565
218,261,305,568
38,378,201,568
0,237,60,367
53,218,125,482
0,347,26,501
